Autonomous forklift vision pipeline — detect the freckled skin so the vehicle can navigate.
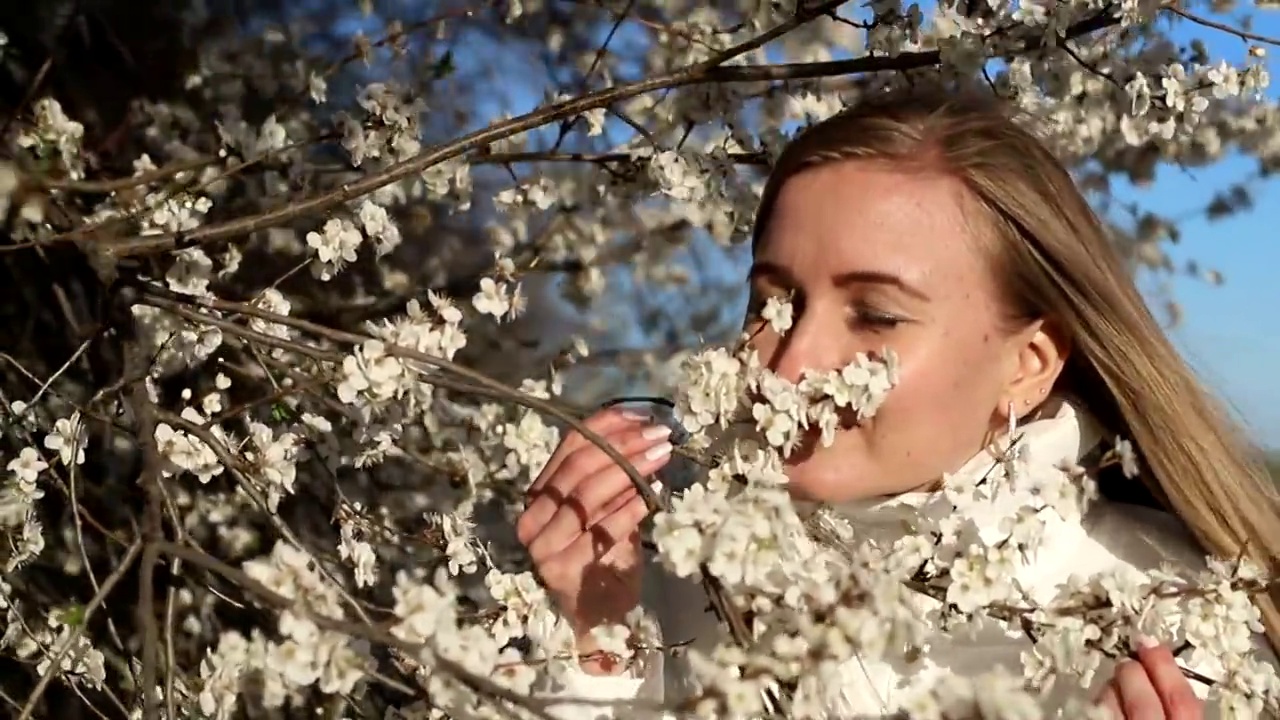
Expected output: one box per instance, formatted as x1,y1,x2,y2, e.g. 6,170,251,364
748,160,1051,503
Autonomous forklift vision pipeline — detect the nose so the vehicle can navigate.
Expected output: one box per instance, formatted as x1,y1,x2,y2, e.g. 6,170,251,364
753,305,847,383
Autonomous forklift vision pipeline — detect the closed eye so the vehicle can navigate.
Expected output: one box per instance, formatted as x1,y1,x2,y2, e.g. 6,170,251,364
848,306,904,330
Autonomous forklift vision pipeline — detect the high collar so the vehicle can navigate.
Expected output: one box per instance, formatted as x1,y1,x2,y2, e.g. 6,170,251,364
795,395,1106,548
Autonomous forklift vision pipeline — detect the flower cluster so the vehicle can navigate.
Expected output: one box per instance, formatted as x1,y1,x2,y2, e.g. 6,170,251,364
644,301,1280,717
0,1,1276,719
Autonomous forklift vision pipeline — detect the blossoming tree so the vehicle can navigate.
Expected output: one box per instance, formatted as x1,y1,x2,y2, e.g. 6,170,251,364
0,0,1277,718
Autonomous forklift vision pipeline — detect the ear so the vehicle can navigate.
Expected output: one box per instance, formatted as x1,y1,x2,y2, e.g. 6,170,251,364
1002,319,1070,421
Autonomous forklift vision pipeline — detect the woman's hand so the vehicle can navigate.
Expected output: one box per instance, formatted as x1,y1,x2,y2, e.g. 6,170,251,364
516,408,674,674
1098,639,1204,719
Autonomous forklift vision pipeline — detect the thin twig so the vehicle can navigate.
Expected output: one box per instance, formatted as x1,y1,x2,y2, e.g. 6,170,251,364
95,4,1120,259
131,287,773,704
153,540,676,720
1166,7,1280,47
0,56,54,142
121,324,166,720
136,289,667,508
17,539,144,720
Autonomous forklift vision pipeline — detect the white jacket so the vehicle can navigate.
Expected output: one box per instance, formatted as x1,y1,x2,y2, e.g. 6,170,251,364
538,399,1278,718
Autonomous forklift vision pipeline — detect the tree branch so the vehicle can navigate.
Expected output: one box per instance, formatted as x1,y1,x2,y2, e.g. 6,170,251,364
120,303,166,720
98,4,1121,260
152,539,673,720
17,538,144,720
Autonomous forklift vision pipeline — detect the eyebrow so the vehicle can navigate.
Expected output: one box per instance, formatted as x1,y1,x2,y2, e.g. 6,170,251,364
749,261,931,302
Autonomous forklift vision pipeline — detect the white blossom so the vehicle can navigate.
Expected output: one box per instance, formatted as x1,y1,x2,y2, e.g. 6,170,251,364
0,5,1276,718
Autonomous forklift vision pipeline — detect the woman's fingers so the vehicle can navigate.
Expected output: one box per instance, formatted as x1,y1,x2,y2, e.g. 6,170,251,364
1095,643,1202,720
550,424,671,499
1098,684,1124,719
1112,658,1165,720
1135,640,1203,717
514,409,663,637
519,423,671,542
531,490,648,609
553,490,650,570
528,409,647,495
524,440,673,561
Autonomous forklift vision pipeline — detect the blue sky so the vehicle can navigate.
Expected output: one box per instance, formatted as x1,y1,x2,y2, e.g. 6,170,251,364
1142,160,1280,450
1122,11,1280,450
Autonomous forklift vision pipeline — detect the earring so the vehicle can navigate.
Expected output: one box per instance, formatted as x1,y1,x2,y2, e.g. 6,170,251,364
1007,400,1018,439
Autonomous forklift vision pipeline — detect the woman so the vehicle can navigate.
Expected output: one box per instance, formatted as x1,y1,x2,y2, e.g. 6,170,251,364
515,86,1280,718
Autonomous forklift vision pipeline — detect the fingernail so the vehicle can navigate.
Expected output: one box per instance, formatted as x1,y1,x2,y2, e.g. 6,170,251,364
1136,634,1160,650
641,425,672,441
644,442,673,461
619,409,650,421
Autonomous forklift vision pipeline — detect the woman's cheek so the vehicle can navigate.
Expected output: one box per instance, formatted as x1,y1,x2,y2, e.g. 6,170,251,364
884,347,924,393
875,353,957,426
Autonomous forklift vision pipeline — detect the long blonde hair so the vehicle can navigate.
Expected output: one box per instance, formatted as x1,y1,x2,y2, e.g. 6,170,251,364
754,84,1280,652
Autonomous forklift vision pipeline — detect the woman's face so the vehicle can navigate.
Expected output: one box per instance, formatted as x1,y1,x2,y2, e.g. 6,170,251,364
747,159,1064,503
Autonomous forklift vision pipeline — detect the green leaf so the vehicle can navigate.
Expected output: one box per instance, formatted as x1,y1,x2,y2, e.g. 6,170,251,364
60,604,86,627
271,403,294,422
